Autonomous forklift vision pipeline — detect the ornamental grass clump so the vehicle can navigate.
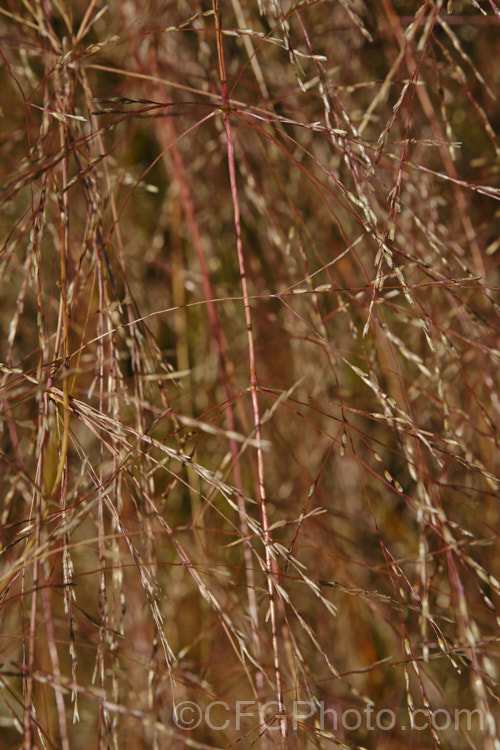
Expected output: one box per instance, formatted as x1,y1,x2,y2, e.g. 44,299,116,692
0,1,499,748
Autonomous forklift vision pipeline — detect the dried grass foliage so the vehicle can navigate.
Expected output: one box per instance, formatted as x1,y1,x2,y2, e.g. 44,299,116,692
0,1,499,748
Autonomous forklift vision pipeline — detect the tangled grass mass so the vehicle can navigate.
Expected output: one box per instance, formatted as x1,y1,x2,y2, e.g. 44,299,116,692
0,1,499,748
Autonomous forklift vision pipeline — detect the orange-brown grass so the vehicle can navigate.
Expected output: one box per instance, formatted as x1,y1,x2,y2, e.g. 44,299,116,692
0,1,499,748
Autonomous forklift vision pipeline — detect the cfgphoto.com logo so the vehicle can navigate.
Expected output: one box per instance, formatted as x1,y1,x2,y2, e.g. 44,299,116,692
172,700,485,734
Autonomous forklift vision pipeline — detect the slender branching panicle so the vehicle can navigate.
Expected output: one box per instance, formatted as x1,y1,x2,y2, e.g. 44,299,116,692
0,1,499,748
